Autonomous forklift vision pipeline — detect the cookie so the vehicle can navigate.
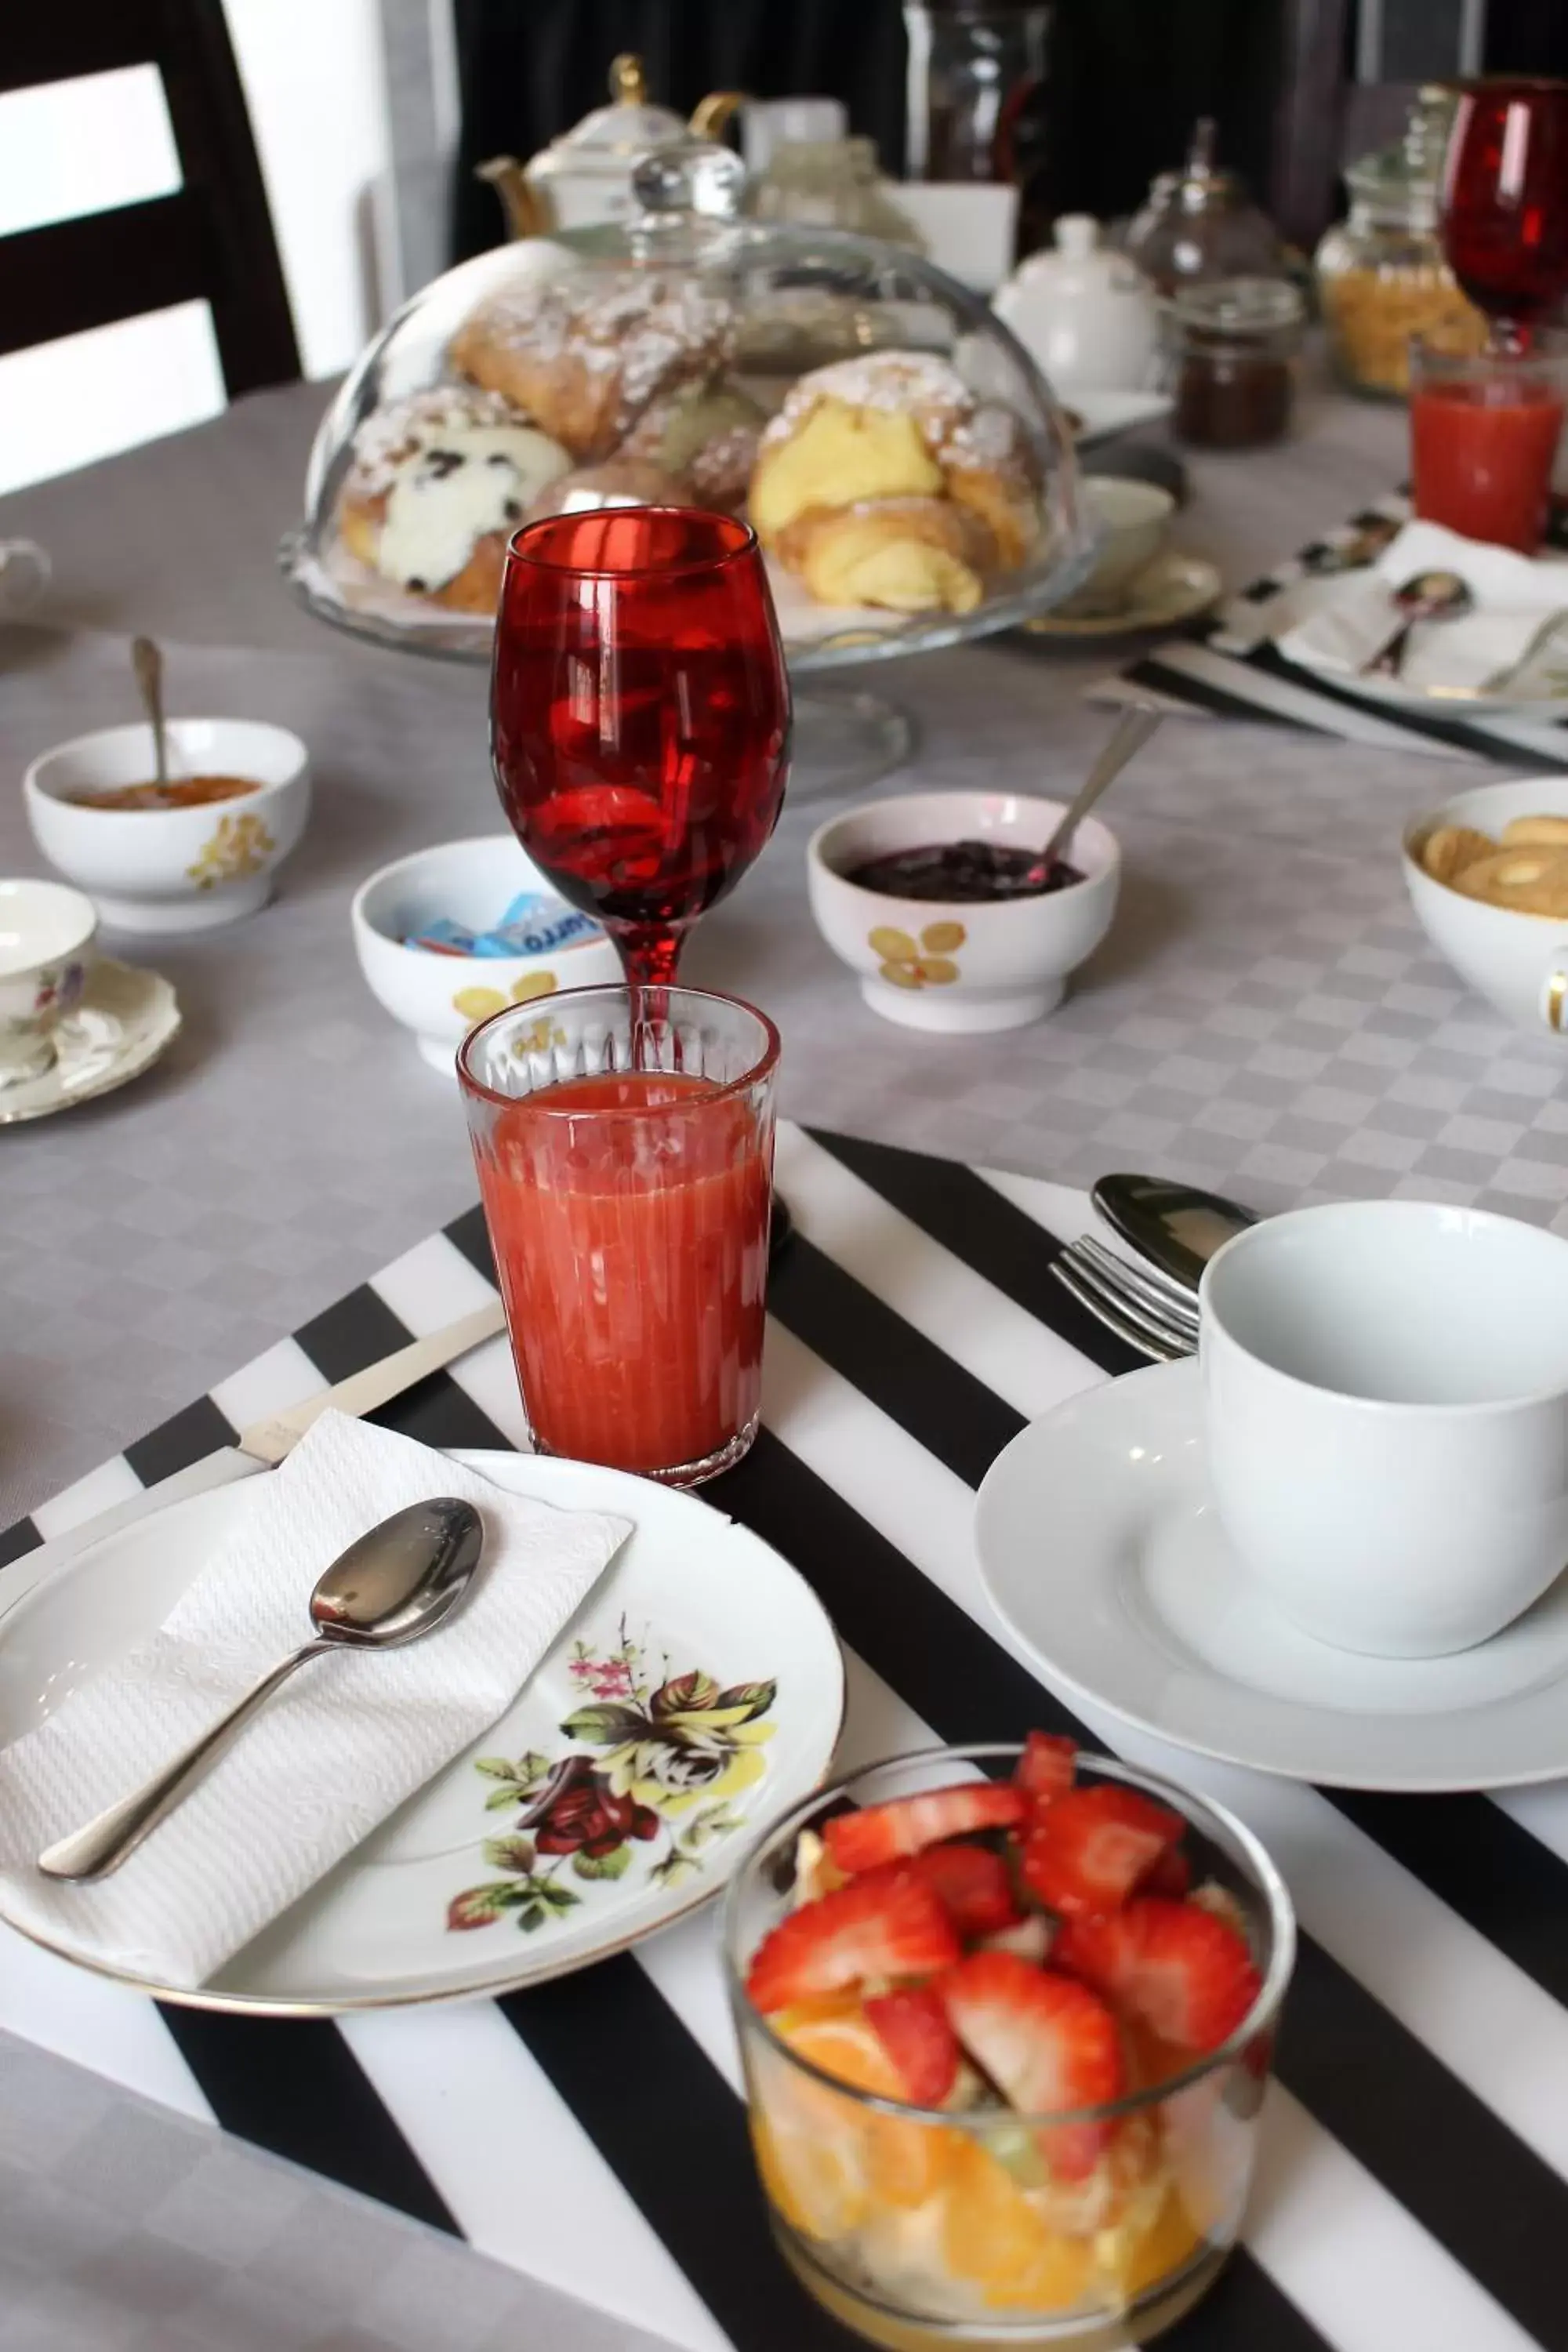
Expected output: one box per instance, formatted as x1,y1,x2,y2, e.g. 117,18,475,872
1451,847,1568,918
1420,825,1495,885
1501,815,1568,849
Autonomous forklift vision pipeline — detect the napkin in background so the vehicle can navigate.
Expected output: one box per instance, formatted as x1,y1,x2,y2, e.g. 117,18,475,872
0,1412,630,1987
1276,520,1568,695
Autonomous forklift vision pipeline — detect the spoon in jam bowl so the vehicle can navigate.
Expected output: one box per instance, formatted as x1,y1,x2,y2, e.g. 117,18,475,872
131,635,169,792
1032,701,1164,883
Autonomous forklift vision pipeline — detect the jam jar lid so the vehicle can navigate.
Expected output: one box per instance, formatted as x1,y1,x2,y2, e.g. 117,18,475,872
1171,275,1305,336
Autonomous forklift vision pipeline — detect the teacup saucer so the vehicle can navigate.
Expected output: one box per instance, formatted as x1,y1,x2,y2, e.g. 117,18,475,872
1022,554,1221,639
975,1358,1568,1791
0,958,180,1126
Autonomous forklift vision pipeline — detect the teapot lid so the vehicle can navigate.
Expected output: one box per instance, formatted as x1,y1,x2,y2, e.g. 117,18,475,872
533,54,688,176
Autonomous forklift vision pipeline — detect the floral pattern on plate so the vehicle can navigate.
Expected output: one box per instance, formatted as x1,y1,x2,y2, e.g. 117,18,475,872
448,1617,777,1934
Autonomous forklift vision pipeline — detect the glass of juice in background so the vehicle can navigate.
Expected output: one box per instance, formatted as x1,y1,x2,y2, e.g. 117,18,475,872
459,984,779,1485
1409,333,1566,553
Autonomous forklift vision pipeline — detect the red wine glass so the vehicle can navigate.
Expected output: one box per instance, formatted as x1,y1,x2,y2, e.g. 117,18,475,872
491,507,791,990
1441,78,1568,352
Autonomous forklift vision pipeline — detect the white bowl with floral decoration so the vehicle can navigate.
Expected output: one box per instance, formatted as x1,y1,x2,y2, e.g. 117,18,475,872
351,833,622,1075
806,788,1121,1033
24,719,310,934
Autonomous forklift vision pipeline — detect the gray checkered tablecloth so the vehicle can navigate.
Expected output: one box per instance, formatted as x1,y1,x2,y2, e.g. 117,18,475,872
3,617,1566,1529
5,379,1568,2352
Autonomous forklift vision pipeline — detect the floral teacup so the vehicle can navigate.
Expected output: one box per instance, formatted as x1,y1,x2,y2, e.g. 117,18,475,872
0,879,96,1085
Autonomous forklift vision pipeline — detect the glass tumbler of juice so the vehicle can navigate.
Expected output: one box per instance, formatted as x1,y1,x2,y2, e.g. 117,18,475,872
724,1745,1295,2352
459,983,779,1486
1409,332,1566,552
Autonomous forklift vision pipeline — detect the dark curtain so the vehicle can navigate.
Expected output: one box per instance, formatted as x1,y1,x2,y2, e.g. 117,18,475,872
450,0,1287,267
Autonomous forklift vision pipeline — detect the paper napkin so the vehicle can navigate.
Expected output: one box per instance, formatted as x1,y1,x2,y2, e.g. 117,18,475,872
0,1413,630,1988
1277,520,1568,696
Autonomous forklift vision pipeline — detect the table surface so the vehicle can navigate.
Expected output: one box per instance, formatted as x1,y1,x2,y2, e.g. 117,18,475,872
0,371,1443,1532
6,378,1568,2352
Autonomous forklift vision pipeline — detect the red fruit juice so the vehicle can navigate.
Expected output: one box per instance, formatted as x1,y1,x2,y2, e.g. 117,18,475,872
473,1070,773,1478
1411,380,1564,552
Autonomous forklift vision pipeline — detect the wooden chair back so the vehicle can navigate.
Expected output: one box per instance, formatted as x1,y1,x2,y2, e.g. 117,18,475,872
0,0,299,397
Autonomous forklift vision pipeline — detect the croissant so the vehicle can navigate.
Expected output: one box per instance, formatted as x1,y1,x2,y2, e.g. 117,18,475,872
774,497,995,615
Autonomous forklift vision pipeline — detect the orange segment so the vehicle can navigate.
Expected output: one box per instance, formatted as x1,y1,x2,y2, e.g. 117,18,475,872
942,2139,1094,2312
751,2112,868,2241
1105,2185,1205,2302
775,2005,960,2209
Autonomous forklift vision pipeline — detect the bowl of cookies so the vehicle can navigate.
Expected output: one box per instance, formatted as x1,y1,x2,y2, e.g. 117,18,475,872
1404,776,1568,1036
285,139,1092,671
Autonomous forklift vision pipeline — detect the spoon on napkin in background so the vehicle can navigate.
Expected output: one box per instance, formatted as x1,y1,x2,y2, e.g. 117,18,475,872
1359,569,1472,679
38,1497,484,1883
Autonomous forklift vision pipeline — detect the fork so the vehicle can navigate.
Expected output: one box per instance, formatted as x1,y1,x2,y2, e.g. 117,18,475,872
1050,1239,1199,1363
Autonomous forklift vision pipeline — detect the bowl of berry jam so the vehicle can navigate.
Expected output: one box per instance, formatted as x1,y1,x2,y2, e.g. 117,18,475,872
724,1737,1294,2351
807,789,1120,1033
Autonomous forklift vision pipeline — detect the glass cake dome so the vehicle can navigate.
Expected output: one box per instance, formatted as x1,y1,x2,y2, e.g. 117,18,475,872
285,136,1094,675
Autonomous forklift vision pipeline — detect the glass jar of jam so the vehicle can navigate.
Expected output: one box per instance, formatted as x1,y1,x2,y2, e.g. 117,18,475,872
1167,276,1305,449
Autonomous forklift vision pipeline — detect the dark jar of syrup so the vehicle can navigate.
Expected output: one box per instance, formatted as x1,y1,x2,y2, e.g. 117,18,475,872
1168,277,1305,450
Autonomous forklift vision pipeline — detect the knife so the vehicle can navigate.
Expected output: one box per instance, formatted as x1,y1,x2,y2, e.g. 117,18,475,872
4,1299,508,1597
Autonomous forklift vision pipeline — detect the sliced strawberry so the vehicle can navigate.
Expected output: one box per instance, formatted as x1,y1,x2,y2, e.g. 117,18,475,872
1139,1844,1192,1900
939,1951,1123,2180
1056,1896,1261,2055
906,1842,1021,1937
978,1911,1054,1964
1015,1731,1076,1809
746,1877,960,2013
1019,1785,1182,1919
864,1986,961,2104
824,1782,1027,1875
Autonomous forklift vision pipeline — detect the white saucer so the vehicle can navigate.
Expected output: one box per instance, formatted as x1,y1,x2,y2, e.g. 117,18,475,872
0,958,179,1125
975,1359,1568,1791
0,1450,845,2012
1022,554,1221,640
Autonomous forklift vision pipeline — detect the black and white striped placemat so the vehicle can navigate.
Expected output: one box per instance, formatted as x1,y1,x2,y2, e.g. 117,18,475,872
4,1120,1568,2352
1106,490,1568,776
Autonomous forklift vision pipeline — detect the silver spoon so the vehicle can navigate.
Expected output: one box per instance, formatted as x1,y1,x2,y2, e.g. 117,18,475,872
38,1497,484,1885
1362,569,1472,681
1030,702,1164,881
1092,1173,1257,1295
131,635,169,791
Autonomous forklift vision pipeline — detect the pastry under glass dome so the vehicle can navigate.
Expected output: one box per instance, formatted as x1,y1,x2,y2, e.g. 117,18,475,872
283,138,1094,681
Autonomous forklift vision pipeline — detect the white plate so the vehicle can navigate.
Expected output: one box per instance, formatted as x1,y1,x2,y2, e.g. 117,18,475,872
0,1452,844,2011
975,1359,1568,1791
1266,572,1568,720
0,958,179,1126
1022,553,1221,639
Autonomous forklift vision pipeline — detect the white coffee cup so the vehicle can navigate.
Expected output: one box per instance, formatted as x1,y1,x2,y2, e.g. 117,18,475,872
0,879,96,1085
1200,1200,1568,1658
1063,478,1174,615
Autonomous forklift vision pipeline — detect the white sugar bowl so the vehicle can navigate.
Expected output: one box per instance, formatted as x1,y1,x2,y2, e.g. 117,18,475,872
993,215,1160,397
352,833,622,1073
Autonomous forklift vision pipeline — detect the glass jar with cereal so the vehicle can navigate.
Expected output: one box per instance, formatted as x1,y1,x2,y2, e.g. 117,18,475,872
1315,87,1487,399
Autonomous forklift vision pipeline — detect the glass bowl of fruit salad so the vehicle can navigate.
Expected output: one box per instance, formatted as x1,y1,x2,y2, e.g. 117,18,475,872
722,1737,1294,2350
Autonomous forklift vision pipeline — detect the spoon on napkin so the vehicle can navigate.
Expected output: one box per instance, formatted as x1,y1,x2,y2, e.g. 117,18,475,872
1360,569,1472,680
38,1497,483,1884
